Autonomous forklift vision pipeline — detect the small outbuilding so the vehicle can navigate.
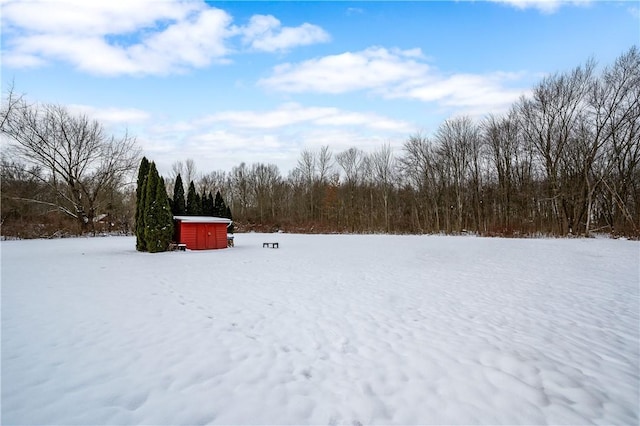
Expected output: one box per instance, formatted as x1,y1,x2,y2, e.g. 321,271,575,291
173,216,232,250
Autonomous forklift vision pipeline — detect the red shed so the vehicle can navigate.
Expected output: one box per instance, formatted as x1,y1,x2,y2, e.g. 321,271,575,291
173,216,232,250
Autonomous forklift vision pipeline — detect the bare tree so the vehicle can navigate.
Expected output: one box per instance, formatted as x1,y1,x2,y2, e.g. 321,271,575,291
316,145,334,223
435,116,477,232
336,147,366,231
588,46,640,234
249,163,281,222
1,93,140,233
317,145,334,184
199,170,230,199
170,160,184,181
294,149,317,220
518,61,595,234
230,162,251,218
371,143,396,232
483,112,522,231
336,147,364,185
399,133,442,232
184,158,197,187
0,81,22,130
169,159,197,190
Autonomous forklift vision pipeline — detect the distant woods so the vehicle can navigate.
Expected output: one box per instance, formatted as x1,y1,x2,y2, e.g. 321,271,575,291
179,47,640,237
2,46,639,238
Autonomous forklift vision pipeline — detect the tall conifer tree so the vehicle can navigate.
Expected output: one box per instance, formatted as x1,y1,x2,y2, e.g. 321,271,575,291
135,157,150,251
205,192,214,216
195,192,202,216
144,163,173,252
214,190,225,217
172,173,186,216
186,181,199,215
200,191,209,216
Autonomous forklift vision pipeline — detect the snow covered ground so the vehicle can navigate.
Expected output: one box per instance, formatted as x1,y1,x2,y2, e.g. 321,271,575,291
2,233,638,425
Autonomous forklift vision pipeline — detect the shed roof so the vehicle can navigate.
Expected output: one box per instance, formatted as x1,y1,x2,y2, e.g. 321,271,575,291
173,216,232,224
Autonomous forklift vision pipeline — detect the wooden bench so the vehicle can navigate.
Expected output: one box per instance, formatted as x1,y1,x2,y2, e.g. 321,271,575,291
169,243,187,251
263,242,279,248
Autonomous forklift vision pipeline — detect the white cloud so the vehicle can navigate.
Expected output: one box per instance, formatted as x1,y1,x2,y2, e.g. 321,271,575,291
11,34,141,75
1,0,201,36
260,47,430,94
399,72,528,109
67,104,151,125
489,0,592,13
1,0,329,76
203,103,335,129
201,103,413,133
260,48,529,115
1,51,47,68
137,103,416,174
295,128,397,154
1,1,230,75
192,130,284,151
143,127,300,176
149,121,198,135
240,15,330,52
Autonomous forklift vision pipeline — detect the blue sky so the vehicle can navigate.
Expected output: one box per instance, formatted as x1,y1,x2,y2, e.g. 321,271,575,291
1,0,638,176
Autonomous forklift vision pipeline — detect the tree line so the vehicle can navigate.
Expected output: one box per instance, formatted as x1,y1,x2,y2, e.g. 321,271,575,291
2,46,638,238
189,47,639,237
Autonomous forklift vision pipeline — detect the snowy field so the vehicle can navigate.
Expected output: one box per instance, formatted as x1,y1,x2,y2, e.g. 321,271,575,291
2,233,639,425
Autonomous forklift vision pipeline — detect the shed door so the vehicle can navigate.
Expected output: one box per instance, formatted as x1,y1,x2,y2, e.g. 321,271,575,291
196,225,209,250
205,224,217,249
204,223,222,249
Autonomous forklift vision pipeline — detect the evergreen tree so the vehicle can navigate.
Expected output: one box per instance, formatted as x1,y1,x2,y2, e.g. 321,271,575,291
200,191,209,216
143,162,159,246
186,181,200,215
225,205,234,234
205,192,215,216
200,192,209,216
214,190,225,217
172,173,186,216
195,192,202,215
154,176,174,251
144,164,174,252
135,157,150,251
137,175,149,250
211,189,233,231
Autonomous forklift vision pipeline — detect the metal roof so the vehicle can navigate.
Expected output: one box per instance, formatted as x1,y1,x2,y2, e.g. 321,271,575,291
173,216,232,224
